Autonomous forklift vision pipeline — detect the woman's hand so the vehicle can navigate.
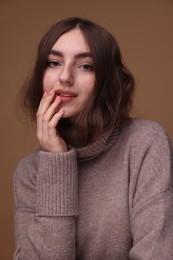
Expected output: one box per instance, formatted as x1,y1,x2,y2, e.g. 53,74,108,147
36,90,68,153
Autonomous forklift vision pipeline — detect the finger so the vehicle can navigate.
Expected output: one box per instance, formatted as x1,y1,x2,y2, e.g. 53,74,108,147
46,109,65,148
42,96,61,124
41,97,61,141
48,109,65,131
41,109,64,151
37,90,55,118
36,90,56,142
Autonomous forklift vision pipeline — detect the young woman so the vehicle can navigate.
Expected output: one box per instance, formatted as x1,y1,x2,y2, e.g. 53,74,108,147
13,17,173,259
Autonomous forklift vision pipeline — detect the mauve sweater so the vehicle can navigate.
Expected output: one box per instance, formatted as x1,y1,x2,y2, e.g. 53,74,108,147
13,119,173,259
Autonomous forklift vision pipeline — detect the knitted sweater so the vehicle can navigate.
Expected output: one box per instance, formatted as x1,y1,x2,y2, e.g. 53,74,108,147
13,119,173,259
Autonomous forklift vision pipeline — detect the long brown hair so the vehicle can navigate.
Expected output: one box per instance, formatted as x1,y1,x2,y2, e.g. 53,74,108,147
21,17,135,146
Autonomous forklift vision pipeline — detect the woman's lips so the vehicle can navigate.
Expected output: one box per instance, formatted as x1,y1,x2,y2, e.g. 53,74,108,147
55,90,78,102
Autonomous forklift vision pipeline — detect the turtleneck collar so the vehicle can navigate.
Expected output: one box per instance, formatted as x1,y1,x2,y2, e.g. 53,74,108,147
69,125,120,161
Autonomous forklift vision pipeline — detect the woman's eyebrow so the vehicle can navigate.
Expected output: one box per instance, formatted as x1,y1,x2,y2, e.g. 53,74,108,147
49,49,92,59
75,52,92,59
49,50,63,57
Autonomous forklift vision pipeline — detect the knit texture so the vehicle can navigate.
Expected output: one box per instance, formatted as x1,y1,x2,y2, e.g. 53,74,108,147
13,119,173,259
37,150,78,216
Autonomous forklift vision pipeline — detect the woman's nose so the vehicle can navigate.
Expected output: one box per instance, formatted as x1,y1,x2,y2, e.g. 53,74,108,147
59,66,74,86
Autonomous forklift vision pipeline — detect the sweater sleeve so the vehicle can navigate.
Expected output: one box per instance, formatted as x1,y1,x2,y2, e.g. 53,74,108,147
129,123,173,260
13,149,78,260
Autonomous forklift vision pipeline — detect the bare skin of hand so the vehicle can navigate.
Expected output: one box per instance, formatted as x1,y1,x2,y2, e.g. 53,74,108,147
36,90,68,153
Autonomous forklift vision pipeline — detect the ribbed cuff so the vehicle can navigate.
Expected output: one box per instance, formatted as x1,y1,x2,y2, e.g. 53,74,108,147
36,149,78,217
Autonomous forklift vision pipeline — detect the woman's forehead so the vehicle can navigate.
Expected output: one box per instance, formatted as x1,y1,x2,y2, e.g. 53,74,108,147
51,28,90,54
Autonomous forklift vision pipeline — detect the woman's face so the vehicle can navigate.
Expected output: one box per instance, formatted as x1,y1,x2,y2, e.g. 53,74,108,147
43,28,96,120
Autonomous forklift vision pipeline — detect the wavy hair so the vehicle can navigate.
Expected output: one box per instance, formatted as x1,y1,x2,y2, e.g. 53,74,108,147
21,17,135,146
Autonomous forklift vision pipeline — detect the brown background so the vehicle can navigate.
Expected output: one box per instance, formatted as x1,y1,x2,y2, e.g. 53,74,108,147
0,0,173,259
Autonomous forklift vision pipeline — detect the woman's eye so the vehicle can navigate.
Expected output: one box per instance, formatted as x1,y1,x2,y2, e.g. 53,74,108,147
47,61,60,68
81,64,94,72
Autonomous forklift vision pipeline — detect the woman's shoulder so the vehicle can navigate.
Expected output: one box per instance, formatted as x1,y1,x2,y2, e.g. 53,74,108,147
123,118,169,137
14,148,40,182
16,148,40,168
121,118,172,147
